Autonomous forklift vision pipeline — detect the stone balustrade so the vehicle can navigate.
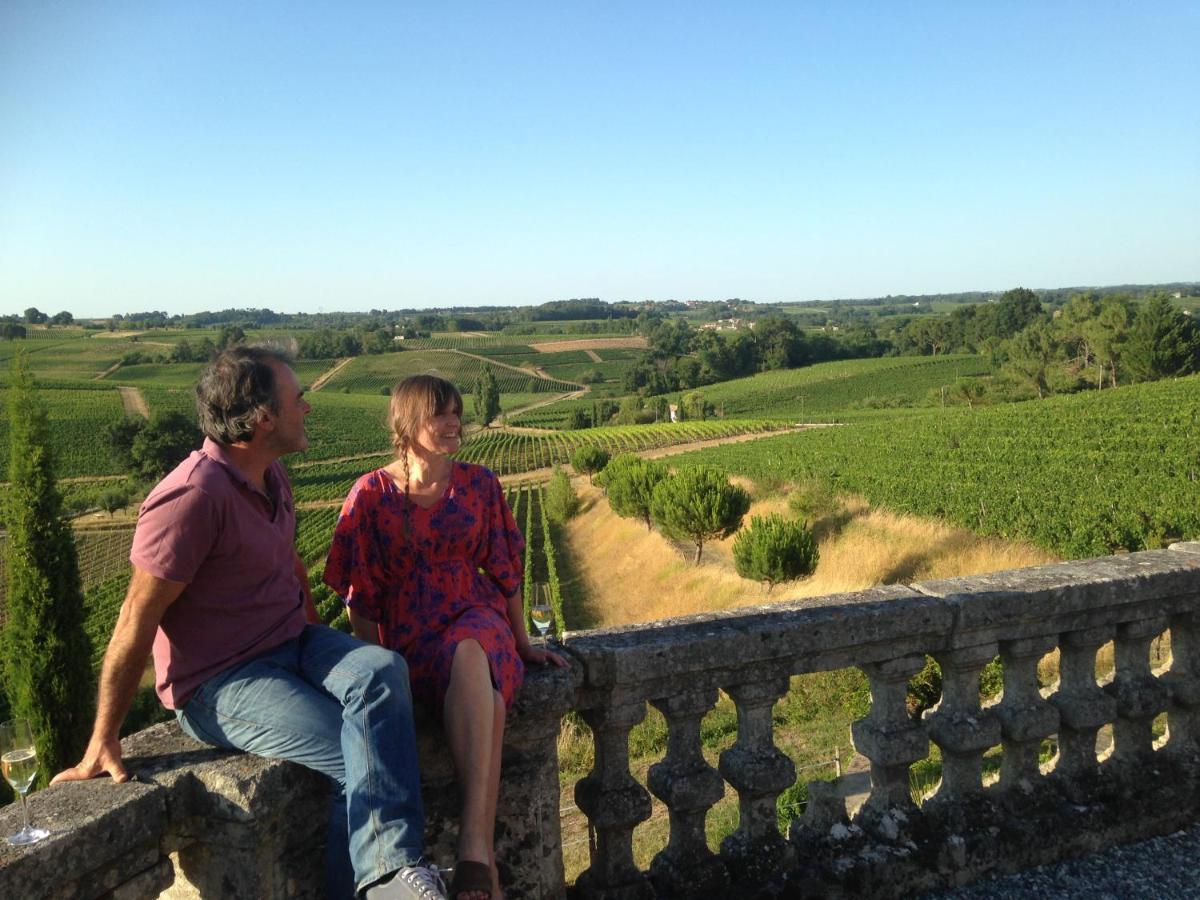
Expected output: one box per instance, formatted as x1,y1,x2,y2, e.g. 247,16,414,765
2,543,1198,898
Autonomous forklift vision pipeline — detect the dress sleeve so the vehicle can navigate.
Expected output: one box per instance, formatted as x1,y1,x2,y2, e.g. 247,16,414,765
476,468,525,597
323,478,385,623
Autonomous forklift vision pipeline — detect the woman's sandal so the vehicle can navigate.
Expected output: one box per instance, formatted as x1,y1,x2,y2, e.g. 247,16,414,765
449,860,493,899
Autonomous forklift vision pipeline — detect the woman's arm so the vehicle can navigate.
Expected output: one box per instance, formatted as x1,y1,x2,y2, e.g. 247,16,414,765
349,607,382,645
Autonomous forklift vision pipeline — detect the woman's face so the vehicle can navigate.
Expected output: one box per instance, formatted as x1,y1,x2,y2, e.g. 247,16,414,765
412,404,461,457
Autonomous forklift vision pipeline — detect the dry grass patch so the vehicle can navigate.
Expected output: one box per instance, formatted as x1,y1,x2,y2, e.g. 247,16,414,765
563,481,1057,629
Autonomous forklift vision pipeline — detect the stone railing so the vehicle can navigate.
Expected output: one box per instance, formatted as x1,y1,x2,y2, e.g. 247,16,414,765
2,543,1198,898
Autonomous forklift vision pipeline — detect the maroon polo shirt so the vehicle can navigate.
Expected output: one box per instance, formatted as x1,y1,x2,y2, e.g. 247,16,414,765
130,437,307,709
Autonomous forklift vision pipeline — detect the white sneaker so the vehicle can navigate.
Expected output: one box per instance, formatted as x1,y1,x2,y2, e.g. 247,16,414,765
364,863,448,900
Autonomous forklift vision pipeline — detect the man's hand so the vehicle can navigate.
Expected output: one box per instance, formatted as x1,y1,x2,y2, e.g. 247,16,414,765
51,567,185,786
51,736,129,784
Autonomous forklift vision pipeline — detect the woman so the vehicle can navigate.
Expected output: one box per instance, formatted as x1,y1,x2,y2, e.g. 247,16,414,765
324,374,567,900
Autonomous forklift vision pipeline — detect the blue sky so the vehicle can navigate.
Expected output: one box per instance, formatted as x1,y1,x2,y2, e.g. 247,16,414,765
1,2,1197,318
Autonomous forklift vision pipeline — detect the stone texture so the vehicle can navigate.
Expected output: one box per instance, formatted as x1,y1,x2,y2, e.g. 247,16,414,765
5,550,1200,900
0,664,574,900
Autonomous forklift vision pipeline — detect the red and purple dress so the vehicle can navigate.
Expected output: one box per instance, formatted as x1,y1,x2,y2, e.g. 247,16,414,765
323,462,526,713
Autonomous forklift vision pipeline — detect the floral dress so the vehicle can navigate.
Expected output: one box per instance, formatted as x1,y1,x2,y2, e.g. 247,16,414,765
323,462,526,713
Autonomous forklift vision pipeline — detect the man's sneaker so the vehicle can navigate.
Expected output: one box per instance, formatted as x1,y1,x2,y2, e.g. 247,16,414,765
364,863,448,900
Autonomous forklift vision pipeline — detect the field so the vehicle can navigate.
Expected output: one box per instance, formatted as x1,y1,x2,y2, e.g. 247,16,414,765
0,385,127,476
690,354,993,420
670,375,1200,559
320,350,578,395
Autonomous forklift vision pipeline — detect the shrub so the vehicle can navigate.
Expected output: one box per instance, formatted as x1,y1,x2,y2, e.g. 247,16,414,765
787,479,839,525
733,514,819,591
649,465,750,564
543,466,579,523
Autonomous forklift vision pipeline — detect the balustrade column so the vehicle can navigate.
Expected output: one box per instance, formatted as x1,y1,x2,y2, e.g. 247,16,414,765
647,689,729,898
1163,613,1200,755
851,655,929,815
996,636,1060,791
923,644,1000,801
1107,618,1171,764
718,677,795,882
1051,626,1116,779
574,700,655,900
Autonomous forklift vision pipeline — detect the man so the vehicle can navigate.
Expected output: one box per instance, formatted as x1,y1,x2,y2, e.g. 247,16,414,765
55,346,446,900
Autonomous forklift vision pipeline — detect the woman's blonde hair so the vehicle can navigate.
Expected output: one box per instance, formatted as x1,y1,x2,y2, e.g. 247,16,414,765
388,374,464,456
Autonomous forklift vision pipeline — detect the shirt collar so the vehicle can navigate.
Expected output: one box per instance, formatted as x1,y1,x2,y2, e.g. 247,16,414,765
200,437,280,507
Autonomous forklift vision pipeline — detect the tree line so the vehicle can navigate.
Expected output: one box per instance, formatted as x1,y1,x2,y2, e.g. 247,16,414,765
619,288,1199,401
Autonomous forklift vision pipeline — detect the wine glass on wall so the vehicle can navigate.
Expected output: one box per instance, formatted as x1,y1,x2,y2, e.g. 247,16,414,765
1,718,50,846
530,582,553,637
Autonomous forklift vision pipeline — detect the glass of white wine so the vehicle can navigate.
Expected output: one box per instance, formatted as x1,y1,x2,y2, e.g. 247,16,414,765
1,718,50,846
530,582,553,637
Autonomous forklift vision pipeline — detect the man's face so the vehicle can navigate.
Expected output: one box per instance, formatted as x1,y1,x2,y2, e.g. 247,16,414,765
262,362,311,455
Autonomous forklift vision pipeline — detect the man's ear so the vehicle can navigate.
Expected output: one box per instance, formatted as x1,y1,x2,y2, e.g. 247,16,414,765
255,407,277,435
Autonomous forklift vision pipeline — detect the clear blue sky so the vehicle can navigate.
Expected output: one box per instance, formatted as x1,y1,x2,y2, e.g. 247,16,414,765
2,2,1197,318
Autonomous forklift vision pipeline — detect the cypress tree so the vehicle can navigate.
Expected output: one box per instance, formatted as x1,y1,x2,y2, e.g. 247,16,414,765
1,355,94,788
474,365,501,426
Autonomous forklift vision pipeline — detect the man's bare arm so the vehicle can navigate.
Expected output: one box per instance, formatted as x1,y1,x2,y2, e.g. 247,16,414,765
52,567,186,784
295,551,320,624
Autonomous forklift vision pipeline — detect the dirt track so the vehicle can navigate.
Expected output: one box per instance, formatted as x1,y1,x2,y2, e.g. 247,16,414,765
527,337,647,353
117,386,150,418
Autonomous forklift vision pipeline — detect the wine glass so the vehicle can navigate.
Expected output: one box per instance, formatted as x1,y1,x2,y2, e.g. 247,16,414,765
1,718,50,846
530,583,553,637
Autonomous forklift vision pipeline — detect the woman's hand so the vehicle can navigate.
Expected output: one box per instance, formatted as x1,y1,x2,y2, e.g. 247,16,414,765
519,643,570,668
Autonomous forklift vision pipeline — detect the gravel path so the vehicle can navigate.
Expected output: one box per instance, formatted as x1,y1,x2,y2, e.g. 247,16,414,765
923,824,1200,899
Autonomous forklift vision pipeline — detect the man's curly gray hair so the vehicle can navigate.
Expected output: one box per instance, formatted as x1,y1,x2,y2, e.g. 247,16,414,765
195,343,296,444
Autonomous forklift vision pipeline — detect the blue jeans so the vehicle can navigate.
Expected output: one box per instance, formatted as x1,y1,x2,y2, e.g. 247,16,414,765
177,625,425,897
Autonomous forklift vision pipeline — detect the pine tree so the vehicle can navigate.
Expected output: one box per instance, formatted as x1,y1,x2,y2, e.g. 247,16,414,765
649,466,751,564
733,514,819,592
600,454,667,528
1123,294,1200,382
569,445,610,484
1,355,94,788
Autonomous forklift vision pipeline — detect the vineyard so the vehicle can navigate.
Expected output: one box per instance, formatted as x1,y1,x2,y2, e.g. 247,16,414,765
283,419,782,504
320,350,578,395
0,386,126,477
111,358,333,390
452,419,784,477
671,375,1200,559
691,354,994,420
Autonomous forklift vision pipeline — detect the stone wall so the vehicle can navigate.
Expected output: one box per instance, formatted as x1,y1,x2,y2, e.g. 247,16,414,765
2,544,1198,898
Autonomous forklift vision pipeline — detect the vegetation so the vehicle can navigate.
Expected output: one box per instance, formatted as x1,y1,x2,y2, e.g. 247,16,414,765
671,375,1200,559
733,514,819,591
599,454,668,530
474,365,501,426
649,466,751,564
1,357,93,789
105,412,203,480
543,466,579,523
569,445,609,484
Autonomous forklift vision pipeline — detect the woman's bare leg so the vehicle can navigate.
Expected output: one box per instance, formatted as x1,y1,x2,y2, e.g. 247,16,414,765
485,692,506,898
444,640,501,900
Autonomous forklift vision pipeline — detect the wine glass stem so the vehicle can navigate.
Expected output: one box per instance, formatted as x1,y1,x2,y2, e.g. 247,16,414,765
18,791,32,831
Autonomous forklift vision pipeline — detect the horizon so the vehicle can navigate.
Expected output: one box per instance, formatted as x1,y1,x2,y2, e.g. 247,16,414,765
2,2,1198,319
6,278,1200,324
